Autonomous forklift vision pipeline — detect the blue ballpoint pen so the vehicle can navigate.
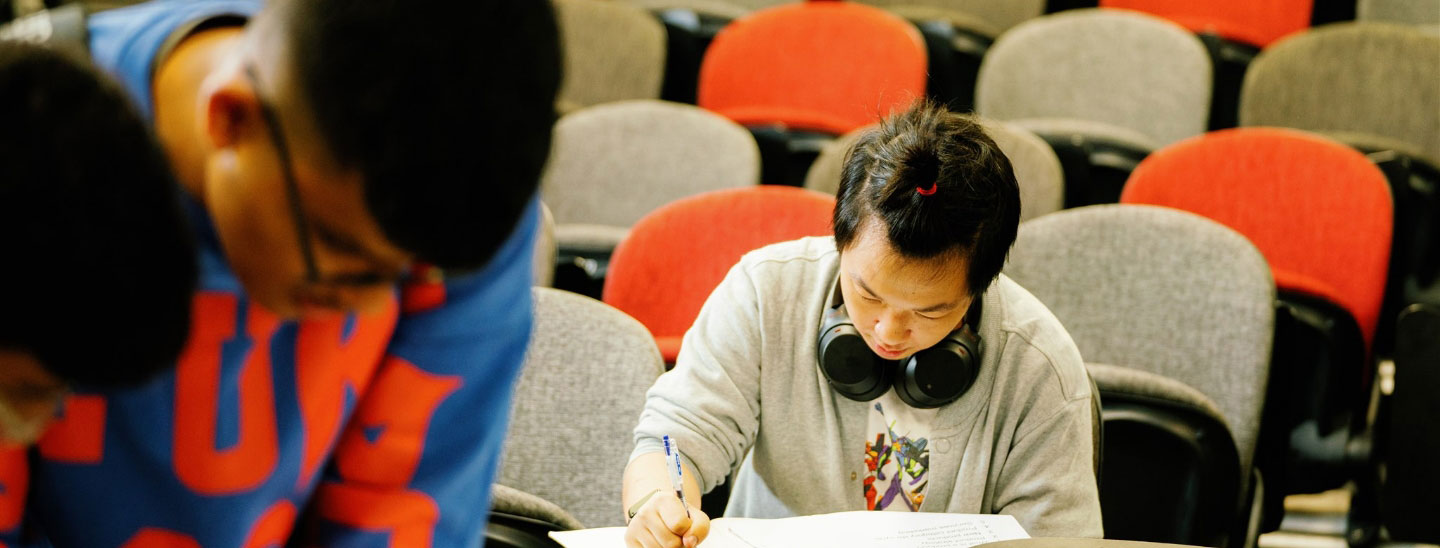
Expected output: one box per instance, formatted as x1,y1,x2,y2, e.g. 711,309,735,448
663,435,691,517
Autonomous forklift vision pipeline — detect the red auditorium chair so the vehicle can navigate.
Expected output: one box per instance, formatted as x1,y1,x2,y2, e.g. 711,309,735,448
697,1,927,186
1099,0,1312,47
603,186,836,363
1120,127,1393,535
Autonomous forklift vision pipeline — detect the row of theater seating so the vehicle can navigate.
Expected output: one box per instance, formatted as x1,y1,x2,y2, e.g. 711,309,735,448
557,0,1438,197
562,0,1436,114
526,1,1439,545
523,121,1440,546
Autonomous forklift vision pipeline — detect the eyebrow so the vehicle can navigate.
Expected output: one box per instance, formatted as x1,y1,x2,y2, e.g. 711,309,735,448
852,274,959,314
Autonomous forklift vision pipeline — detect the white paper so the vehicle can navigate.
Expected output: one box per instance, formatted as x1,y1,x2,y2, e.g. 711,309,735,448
548,511,1028,548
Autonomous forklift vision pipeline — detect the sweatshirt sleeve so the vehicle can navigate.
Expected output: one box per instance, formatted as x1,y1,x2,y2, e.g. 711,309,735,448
992,394,1104,538
631,260,765,493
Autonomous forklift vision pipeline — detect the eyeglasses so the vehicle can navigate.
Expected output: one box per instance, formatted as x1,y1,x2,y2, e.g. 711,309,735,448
243,62,322,284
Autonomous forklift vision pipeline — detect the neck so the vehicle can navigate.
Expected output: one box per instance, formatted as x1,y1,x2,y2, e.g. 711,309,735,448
152,27,246,200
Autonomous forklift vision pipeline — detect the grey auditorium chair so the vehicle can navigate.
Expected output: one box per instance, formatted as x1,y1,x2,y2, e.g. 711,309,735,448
1358,0,1440,26
861,0,1045,33
552,0,667,111
1240,23,1440,334
485,288,666,547
1005,205,1275,548
976,9,1211,207
542,99,760,297
532,203,555,288
804,120,1063,223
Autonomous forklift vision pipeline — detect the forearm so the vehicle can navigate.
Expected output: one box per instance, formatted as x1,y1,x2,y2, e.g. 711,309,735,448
623,452,702,519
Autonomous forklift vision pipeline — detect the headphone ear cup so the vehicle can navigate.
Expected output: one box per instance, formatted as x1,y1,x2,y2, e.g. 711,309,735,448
818,312,890,402
894,335,980,409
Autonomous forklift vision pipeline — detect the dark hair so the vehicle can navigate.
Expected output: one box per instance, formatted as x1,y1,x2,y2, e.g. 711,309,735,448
833,101,1021,295
0,41,197,387
274,0,563,271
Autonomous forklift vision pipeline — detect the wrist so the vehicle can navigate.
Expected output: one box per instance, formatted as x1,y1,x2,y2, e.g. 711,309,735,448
626,488,662,523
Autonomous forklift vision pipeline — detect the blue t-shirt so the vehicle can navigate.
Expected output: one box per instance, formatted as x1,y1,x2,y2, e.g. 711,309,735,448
0,2,538,546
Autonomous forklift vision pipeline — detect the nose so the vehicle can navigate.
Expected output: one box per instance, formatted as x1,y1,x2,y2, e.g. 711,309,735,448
873,308,909,346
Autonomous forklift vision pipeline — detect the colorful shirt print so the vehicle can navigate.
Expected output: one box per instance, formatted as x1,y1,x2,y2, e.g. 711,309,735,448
861,391,936,512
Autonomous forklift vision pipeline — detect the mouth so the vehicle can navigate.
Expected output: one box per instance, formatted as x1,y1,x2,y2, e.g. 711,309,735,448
873,343,907,360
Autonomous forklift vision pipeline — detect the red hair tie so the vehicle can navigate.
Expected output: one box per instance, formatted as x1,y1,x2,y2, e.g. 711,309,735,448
916,182,938,196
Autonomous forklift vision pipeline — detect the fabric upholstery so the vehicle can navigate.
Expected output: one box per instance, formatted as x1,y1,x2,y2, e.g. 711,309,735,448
1005,118,1160,153
975,8,1211,147
697,1,928,134
603,186,835,361
722,0,794,11
1120,128,1393,350
498,288,665,527
1100,0,1314,46
533,202,556,287
1087,363,1228,426
859,0,1046,31
490,484,585,531
628,0,753,19
1239,22,1440,168
878,4,1002,37
1005,204,1274,473
542,100,761,252
553,0,666,108
1359,0,1440,26
804,120,1063,222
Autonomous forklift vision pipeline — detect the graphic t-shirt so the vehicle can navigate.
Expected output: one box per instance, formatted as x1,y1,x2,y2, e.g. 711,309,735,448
861,390,936,512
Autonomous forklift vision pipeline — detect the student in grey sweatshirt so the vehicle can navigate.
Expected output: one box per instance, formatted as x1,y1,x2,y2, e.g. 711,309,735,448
622,102,1102,548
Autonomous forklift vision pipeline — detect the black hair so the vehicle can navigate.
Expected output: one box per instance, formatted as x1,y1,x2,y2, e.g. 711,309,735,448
0,41,197,387
833,101,1021,295
274,0,563,271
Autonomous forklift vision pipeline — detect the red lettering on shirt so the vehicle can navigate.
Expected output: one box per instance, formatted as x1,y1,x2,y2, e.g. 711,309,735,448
294,298,398,488
334,357,459,487
242,500,297,548
38,395,106,464
119,528,200,548
173,293,280,495
314,482,439,547
0,447,27,532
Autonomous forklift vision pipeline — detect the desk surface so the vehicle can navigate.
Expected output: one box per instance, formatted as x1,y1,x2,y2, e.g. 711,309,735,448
977,539,1204,548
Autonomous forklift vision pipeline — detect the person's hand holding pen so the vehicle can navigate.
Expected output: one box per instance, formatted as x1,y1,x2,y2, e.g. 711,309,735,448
623,436,710,548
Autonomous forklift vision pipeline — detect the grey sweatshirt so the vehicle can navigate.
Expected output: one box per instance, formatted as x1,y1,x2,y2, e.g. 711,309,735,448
632,237,1103,538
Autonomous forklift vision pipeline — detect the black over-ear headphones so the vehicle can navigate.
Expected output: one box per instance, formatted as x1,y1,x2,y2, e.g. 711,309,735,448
816,276,984,409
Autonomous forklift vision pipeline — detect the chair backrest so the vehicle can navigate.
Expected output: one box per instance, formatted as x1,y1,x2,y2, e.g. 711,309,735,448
722,0,793,11
498,288,665,528
1120,127,1393,350
541,99,761,249
1099,0,1313,46
534,202,556,287
1087,363,1243,547
603,186,835,360
1358,0,1440,25
803,121,1062,222
975,8,1212,147
553,0,667,108
858,0,1047,31
1239,22,1440,169
1005,204,1275,473
697,1,928,134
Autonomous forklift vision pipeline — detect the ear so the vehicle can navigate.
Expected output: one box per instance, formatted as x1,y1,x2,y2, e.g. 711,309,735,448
197,61,260,150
